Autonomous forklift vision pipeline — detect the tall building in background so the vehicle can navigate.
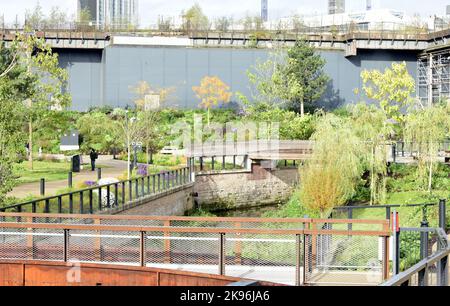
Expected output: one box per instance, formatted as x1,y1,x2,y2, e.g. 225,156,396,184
328,0,345,15
366,0,381,11
261,0,268,22
77,0,139,29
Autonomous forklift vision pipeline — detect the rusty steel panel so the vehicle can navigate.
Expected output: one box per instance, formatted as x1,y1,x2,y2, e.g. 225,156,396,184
0,263,24,286
0,261,251,287
24,265,158,286
159,273,231,287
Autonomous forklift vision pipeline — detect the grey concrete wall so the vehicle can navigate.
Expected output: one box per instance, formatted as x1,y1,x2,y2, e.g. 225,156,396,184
194,164,299,211
113,184,194,216
56,46,419,111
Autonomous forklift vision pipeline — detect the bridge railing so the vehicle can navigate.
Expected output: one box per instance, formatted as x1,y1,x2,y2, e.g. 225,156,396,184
0,215,390,286
381,227,449,286
0,167,192,215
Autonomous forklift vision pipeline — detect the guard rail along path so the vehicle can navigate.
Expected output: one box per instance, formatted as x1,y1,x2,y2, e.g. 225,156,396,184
0,167,193,215
0,213,390,286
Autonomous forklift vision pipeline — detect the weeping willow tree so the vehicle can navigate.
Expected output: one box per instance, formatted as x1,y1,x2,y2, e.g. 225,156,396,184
299,114,365,217
350,104,394,205
404,105,449,193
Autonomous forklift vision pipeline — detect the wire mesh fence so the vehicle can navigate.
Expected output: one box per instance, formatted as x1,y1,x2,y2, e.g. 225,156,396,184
0,216,390,286
304,233,383,286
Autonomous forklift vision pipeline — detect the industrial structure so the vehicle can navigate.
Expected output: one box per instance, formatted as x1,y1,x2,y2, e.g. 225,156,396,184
418,46,450,106
328,0,345,15
77,0,139,29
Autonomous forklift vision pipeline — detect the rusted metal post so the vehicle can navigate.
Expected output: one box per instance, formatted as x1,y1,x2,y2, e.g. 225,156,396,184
219,233,226,276
382,235,390,281
63,229,70,263
140,231,146,267
27,216,34,260
234,222,242,265
94,218,102,262
295,234,301,286
164,220,171,264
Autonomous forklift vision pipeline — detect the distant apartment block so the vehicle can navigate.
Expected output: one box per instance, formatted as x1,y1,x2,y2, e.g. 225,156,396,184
328,0,345,15
77,0,139,29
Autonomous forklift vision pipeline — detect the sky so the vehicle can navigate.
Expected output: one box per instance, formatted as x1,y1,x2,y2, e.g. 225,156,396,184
0,0,449,27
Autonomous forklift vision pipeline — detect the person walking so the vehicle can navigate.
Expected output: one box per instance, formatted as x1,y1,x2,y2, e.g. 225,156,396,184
89,149,98,171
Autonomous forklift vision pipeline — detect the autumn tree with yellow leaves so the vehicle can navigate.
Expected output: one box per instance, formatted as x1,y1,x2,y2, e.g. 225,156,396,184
192,76,232,125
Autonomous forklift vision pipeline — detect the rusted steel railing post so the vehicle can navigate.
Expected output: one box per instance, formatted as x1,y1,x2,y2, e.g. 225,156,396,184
94,218,102,262
295,234,302,286
234,222,242,265
164,220,171,264
382,235,390,281
63,229,70,263
140,231,146,267
27,216,34,260
219,233,226,276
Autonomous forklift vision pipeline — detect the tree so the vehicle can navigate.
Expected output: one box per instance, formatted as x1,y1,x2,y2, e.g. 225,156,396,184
25,2,45,30
215,17,232,32
76,112,123,154
46,6,68,29
182,3,210,32
241,15,265,31
129,81,171,164
350,103,393,205
4,30,71,170
404,105,449,193
247,52,285,105
247,41,329,116
359,62,415,123
192,76,232,126
299,114,365,217
158,16,173,31
280,41,329,116
77,7,93,30
0,47,31,205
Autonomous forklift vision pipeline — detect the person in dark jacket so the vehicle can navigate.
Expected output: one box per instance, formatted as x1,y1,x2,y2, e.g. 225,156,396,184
89,149,98,171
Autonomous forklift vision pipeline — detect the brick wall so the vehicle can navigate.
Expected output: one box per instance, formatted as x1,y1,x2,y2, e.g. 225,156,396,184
194,164,299,211
114,184,194,216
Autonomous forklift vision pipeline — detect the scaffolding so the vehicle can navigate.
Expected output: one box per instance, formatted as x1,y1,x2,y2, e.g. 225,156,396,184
418,48,450,106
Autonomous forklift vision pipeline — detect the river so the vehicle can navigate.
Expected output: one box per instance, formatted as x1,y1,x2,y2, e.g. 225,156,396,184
200,204,283,218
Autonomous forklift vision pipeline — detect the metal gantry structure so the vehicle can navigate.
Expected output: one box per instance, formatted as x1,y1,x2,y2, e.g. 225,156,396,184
418,47,450,106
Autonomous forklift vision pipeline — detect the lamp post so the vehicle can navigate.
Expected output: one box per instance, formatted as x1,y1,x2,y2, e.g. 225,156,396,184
125,108,138,180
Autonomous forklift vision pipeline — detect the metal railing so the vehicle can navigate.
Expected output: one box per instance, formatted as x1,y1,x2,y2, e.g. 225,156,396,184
0,214,390,286
1,21,447,38
332,201,446,228
381,228,449,286
1,167,192,215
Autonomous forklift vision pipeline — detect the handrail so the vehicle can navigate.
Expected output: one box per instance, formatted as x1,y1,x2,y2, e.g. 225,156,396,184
333,203,437,210
380,247,450,286
1,166,192,213
0,212,389,226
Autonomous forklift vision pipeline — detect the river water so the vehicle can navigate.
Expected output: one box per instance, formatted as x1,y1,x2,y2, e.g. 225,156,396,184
203,204,283,218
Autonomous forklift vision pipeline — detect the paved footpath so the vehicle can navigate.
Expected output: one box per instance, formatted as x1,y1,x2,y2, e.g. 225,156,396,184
9,158,128,199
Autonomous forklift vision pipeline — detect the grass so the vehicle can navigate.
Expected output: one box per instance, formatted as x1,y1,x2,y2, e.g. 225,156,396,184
13,160,71,185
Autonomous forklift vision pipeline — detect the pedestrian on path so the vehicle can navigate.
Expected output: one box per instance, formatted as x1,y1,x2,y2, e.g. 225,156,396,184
90,148,99,171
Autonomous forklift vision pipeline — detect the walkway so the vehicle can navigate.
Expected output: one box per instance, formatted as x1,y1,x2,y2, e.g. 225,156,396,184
9,158,128,199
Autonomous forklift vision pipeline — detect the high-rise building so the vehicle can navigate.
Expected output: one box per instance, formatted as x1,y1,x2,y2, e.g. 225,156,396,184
77,0,139,29
261,0,268,22
328,0,345,15
366,0,381,10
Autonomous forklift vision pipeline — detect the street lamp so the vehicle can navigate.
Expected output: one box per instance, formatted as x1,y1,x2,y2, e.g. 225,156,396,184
125,107,139,180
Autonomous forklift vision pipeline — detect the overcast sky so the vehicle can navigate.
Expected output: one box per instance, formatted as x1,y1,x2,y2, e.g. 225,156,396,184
1,0,449,27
